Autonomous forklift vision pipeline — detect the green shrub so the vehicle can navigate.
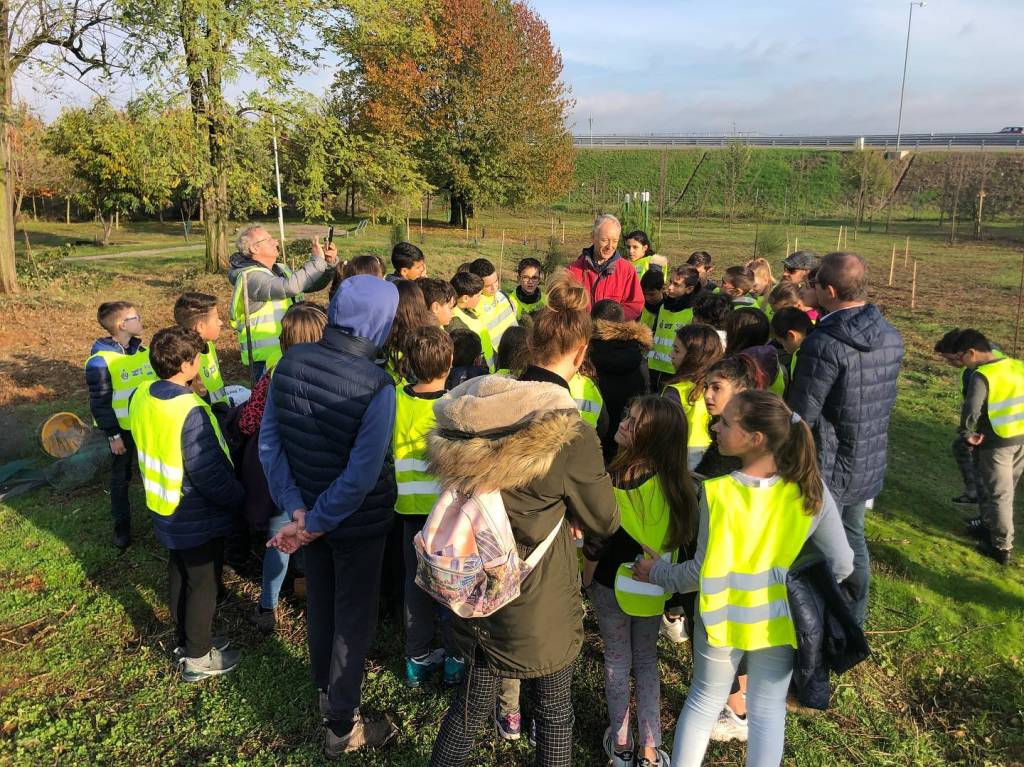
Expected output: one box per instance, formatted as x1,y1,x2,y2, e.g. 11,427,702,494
15,245,102,291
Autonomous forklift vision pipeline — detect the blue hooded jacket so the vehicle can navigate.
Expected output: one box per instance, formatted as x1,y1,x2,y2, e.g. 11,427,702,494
260,276,399,537
85,336,146,436
789,303,904,506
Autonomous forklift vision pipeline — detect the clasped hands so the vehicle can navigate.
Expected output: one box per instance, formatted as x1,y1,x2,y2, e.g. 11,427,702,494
267,509,323,554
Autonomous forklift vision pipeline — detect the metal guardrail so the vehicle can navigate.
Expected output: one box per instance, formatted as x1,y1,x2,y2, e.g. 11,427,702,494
572,133,1024,149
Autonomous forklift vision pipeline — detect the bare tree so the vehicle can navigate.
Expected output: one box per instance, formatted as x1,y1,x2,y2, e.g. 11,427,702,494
0,0,119,293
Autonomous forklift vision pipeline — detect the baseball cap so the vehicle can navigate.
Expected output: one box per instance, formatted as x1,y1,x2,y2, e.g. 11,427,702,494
782,251,819,271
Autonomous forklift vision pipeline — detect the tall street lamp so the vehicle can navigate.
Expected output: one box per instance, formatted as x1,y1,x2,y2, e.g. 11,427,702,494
895,1,926,154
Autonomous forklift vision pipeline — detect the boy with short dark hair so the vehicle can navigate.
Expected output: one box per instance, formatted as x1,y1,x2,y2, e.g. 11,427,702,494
509,257,546,320
951,329,1024,565
446,329,488,389
720,266,757,308
771,307,814,400
388,242,426,283
648,264,702,390
174,292,228,405
448,271,495,371
129,326,246,679
393,326,463,687
687,250,716,291
468,257,518,347
86,300,156,549
693,292,732,350
417,277,457,328
640,269,665,330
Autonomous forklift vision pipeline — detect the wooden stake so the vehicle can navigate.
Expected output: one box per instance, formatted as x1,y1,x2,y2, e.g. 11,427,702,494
794,237,799,252
904,236,909,267
499,229,506,283
843,226,848,249
911,261,919,309
786,237,791,257
419,202,424,236
836,225,843,251
561,221,565,244
888,244,896,287
465,216,469,240
1014,247,1024,357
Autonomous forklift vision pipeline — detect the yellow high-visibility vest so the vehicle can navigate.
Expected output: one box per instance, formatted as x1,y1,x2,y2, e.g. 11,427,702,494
632,256,653,280
230,264,297,368
508,289,547,320
478,291,518,348
648,306,694,375
453,307,496,372
129,380,230,516
569,373,603,428
86,348,156,431
393,386,442,515
700,475,813,651
979,357,1024,439
640,305,658,330
613,476,678,617
199,343,227,404
665,380,712,450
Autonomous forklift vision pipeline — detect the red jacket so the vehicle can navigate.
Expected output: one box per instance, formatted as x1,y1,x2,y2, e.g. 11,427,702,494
567,249,644,320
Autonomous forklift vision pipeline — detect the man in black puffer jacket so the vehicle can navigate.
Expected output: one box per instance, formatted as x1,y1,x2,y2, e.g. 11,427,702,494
260,275,400,756
788,252,904,628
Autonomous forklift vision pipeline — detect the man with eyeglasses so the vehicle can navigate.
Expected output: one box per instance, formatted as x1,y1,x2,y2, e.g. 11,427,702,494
780,250,819,286
228,224,338,379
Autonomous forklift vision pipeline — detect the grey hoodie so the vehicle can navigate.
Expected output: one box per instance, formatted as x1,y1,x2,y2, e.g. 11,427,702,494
226,250,332,313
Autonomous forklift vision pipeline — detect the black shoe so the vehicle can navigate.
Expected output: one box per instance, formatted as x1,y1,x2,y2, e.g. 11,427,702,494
977,541,1011,566
952,492,978,506
965,517,989,541
113,527,131,550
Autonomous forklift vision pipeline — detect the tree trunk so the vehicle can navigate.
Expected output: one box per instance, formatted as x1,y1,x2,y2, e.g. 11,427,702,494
65,197,71,225
31,195,36,220
100,214,113,246
449,193,468,228
0,67,17,293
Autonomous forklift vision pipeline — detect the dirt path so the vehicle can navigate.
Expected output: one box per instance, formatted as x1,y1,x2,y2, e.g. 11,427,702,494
64,244,205,262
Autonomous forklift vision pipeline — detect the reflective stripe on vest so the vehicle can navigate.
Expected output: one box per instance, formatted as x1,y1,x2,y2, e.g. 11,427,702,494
509,290,547,320
479,291,518,348
230,265,296,366
665,380,712,449
699,475,813,651
199,343,227,404
612,475,678,617
129,380,230,516
569,374,603,428
87,348,157,431
393,387,442,515
453,307,496,372
979,358,1024,438
648,307,694,373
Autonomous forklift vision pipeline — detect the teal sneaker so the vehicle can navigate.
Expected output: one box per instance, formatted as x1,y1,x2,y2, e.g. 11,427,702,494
443,655,466,687
405,649,445,688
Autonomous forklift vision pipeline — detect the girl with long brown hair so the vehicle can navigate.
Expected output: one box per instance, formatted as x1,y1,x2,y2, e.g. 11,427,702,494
584,395,698,767
664,324,724,470
634,391,854,767
383,279,435,382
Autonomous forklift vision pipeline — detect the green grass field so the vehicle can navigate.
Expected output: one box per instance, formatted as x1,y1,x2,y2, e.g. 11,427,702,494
1,211,1023,766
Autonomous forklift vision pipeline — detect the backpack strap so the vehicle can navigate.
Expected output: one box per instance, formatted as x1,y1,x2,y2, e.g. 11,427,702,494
523,517,565,570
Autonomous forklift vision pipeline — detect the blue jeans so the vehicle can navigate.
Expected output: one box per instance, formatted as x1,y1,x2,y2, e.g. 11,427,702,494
260,511,292,610
841,502,869,626
672,614,795,767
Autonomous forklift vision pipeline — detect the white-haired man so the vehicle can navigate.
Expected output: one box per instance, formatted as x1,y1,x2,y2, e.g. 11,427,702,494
227,224,337,378
567,214,644,320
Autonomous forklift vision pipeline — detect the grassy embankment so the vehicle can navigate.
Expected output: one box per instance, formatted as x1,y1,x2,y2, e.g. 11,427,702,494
1,212,1023,766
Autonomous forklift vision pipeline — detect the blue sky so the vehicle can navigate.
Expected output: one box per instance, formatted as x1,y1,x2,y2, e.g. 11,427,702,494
18,0,1023,134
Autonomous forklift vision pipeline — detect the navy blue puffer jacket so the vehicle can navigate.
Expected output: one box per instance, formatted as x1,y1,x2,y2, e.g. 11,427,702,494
788,304,904,506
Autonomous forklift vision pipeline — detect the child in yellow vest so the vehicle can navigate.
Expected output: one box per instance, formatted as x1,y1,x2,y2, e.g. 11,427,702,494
128,326,245,681
509,257,547,320
770,307,814,402
174,292,228,406
86,300,156,549
495,325,529,376
584,396,699,767
633,391,854,767
393,326,465,687
624,230,668,280
720,266,758,308
649,264,704,392
447,271,496,371
663,324,725,471
418,277,457,328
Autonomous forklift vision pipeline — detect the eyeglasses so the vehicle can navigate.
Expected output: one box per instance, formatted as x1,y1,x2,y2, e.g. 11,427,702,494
121,315,141,323
521,275,540,282
250,236,276,249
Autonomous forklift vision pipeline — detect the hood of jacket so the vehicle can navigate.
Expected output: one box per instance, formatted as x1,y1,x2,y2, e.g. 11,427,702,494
428,374,581,494
741,344,780,386
592,319,653,349
227,252,263,286
328,275,398,349
90,336,143,355
816,304,890,353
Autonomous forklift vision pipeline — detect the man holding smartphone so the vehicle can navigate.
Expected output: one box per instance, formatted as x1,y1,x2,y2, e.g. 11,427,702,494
227,224,338,379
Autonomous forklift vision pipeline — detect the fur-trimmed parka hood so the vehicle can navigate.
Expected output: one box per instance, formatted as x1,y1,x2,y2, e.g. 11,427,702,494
428,374,582,494
592,319,653,350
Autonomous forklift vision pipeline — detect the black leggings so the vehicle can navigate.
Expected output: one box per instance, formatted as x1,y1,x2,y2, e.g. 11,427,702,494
168,537,224,658
430,655,575,767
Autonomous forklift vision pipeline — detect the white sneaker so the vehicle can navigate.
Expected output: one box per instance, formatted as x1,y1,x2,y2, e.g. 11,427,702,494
659,614,687,644
709,705,748,743
636,748,671,767
603,726,636,767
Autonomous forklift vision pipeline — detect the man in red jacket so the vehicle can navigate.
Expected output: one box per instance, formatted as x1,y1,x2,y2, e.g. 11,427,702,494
567,214,644,320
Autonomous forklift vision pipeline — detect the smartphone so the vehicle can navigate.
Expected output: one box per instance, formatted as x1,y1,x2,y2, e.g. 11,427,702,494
327,226,335,246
